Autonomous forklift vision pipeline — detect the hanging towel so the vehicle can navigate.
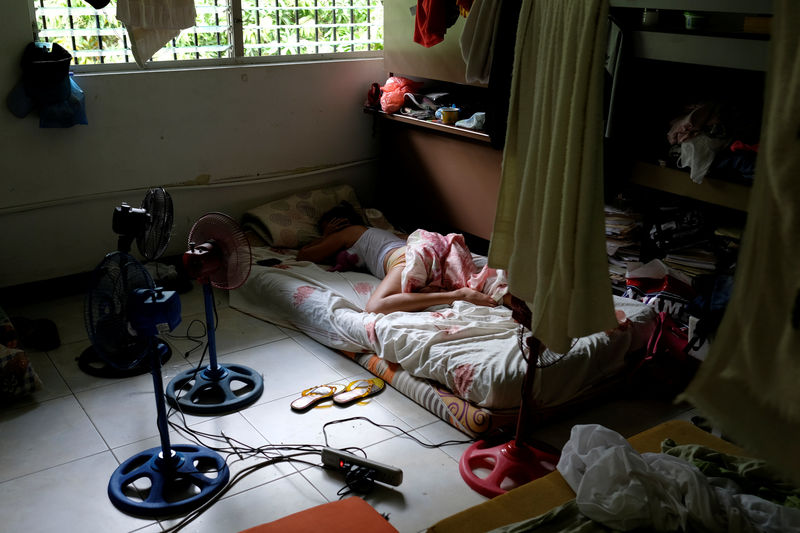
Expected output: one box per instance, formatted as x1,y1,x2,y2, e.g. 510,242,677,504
459,0,502,84
488,0,616,353
681,0,800,486
117,0,196,67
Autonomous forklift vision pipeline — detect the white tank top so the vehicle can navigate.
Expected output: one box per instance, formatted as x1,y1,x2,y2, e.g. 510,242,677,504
347,228,405,279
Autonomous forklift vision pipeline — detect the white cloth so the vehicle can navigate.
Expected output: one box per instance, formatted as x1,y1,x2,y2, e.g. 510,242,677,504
459,0,502,84
681,0,800,486
558,424,800,532
677,134,730,183
117,0,196,67
488,0,617,353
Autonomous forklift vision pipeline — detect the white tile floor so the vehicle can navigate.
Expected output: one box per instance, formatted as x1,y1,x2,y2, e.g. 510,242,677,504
0,283,695,533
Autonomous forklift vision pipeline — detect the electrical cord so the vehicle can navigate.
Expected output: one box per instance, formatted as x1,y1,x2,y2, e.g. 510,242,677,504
155,296,476,529
322,416,473,450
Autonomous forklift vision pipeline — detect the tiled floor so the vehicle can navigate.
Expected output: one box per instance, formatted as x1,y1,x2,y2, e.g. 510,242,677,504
0,283,695,533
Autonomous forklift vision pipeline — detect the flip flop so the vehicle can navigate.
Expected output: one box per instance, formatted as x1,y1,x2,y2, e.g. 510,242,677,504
290,385,338,412
333,378,385,406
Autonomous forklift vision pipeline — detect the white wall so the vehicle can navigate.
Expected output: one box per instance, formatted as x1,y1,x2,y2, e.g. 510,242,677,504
0,3,386,288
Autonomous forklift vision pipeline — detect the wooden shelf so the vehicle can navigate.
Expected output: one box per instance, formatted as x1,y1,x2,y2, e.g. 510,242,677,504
609,0,772,15
629,161,751,211
365,108,491,143
631,30,770,71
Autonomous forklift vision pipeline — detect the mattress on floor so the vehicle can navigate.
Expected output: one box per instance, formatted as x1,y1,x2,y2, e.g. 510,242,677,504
230,247,657,437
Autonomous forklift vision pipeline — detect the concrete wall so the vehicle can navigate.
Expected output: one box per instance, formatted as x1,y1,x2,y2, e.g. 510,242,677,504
0,3,386,288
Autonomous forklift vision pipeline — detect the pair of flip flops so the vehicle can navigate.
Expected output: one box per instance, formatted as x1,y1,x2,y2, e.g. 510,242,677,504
290,378,385,412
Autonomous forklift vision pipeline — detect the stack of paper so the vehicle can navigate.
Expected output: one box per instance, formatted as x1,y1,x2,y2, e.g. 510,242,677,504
605,205,642,293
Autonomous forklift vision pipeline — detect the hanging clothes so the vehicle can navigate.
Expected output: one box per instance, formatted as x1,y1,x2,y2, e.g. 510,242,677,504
488,0,616,353
414,0,460,48
459,0,502,84
485,0,522,149
117,0,196,67
681,0,800,486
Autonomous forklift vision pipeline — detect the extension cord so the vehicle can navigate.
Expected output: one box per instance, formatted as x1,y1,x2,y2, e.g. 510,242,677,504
321,447,403,487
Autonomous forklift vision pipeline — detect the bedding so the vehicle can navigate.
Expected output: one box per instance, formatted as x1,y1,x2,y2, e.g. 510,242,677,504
229,245,657,435
241,184,365,249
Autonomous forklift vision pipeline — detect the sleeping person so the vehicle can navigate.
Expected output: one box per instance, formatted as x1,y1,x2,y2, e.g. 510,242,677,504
296,202,504,315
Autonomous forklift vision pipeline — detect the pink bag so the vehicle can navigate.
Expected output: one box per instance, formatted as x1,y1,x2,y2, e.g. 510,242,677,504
379,76,424,114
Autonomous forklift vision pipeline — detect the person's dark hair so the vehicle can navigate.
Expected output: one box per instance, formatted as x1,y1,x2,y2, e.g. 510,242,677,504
317,201,364,232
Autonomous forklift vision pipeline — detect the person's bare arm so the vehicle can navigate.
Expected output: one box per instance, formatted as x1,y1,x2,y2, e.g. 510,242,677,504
365,267,497,314
296,225,364,263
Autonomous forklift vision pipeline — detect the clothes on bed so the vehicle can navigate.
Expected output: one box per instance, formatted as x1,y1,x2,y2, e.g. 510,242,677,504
402,229,508,302
346,227,406,279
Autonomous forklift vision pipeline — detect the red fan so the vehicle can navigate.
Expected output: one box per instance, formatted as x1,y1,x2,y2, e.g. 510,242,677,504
166,213,263,415
182,213,251,290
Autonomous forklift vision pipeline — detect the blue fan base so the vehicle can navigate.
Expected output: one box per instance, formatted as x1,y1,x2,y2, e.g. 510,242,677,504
108,444,229,518
165,363,264,415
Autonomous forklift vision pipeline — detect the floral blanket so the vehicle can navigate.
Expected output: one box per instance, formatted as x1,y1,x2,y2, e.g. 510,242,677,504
229,246,657,409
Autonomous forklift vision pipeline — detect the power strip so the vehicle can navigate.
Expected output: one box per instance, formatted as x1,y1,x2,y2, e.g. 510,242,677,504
321,447,403,487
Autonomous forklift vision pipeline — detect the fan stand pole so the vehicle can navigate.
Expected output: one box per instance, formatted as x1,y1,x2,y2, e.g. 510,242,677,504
150,343,177,466
458,336,560,498
164,282,264,415
107,341,231,517
202,283,225,379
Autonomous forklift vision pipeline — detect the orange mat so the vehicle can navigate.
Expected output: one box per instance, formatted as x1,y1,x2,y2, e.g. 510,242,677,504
239,496,398,533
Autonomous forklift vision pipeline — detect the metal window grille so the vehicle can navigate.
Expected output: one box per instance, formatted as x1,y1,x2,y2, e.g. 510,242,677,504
32,0,382,66
240,0,383,57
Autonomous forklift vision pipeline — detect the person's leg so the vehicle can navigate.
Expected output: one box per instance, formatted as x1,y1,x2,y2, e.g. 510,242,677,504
365,266,497,314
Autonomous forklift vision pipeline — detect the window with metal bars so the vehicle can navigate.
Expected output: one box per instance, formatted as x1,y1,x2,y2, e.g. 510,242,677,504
31,0,383,67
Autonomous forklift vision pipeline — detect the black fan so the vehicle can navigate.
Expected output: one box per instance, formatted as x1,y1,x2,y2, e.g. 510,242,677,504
85,252,229,517
79,188,174,378
165,212,264,415
137,186,173,261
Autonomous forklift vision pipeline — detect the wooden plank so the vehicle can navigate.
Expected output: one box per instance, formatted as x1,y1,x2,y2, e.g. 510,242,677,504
629,161,751,211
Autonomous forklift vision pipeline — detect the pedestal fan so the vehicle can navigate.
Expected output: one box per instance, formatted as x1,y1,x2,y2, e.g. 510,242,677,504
79,187,174,378
458,301,561,498
165,212,264,415
85,252,229,517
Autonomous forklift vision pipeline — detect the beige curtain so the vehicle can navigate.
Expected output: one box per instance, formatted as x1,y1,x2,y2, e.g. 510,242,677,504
682,1,800,484
489,0,616,353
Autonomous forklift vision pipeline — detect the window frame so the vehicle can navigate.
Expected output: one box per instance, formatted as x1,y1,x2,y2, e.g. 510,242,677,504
29,0,384,73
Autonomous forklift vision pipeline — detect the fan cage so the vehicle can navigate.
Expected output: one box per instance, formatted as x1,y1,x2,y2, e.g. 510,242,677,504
84,252,155,369
137,187,174,262
187,212,252,290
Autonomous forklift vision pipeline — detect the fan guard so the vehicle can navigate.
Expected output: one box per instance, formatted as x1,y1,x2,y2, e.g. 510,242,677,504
137,187,174,262
186,212,251,290
84,252,153,370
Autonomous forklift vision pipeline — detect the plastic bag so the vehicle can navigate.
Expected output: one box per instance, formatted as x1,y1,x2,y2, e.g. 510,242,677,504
379,76,424,114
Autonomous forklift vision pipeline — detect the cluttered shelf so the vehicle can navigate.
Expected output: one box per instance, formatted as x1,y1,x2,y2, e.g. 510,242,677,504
363,107,491,143
628,161,751,212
